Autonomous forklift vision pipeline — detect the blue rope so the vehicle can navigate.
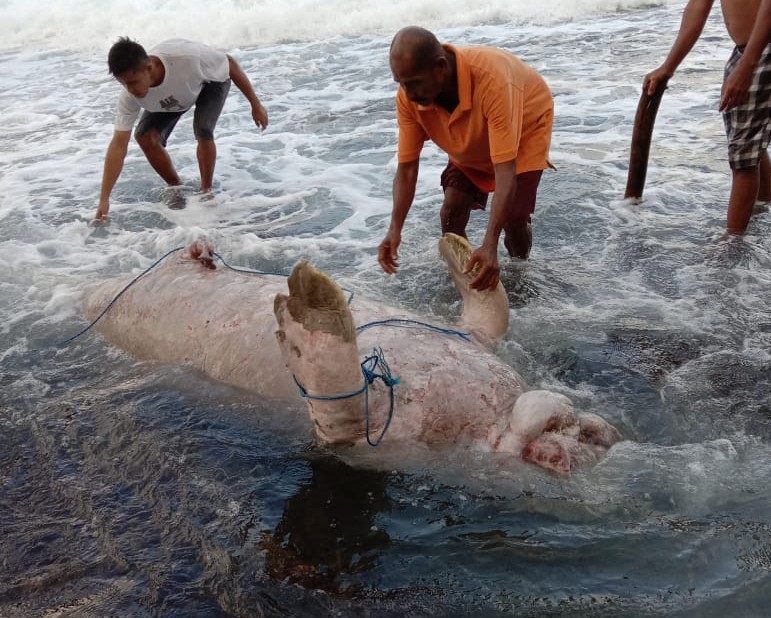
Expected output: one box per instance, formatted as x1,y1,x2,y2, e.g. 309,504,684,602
356,318,471,341
292,346,400,447
56,248,353,347
361,347,400,446
214,251,355,304
212,251,286,277
54,246,185,347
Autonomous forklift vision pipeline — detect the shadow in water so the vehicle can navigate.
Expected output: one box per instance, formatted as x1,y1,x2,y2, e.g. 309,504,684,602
259,455,391,595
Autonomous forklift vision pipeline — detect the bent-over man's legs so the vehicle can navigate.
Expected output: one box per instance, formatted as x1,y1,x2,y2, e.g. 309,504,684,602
440,187,474,236
439,162,487,237
135,111,185,186
503,169,543,259
193,80,231,192
439,162,543,259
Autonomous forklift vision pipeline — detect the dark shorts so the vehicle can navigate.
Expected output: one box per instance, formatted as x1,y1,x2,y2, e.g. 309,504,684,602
723,44,771,170
440,161,542,225
440,161,489,209
134,79,231,145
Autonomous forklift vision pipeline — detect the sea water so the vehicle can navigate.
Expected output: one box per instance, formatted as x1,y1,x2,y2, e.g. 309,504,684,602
1,0,771,616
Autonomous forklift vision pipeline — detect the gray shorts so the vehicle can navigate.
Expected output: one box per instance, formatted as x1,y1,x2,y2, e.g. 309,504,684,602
135,79,231,145
723,45,771,170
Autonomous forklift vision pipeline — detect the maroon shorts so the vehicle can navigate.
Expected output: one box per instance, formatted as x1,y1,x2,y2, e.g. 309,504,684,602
440,161,542,224
440,162,488,210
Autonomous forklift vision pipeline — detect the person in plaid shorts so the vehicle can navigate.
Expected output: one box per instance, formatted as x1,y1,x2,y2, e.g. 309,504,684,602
644,0,771,234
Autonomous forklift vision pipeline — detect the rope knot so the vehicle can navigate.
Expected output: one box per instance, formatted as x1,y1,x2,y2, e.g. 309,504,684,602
291,346,400,447
361,346,400,388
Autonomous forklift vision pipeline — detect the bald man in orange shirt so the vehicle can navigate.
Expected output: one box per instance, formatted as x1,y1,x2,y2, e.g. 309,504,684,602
378,26,554,291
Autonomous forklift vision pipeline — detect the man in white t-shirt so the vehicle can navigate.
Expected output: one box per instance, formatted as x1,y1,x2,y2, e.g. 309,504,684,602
94,37,269,222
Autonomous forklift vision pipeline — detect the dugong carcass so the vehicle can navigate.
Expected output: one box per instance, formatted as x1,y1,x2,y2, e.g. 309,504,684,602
82,235,621,475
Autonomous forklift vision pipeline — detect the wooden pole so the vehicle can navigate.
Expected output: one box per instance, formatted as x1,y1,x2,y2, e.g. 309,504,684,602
624,79,669,200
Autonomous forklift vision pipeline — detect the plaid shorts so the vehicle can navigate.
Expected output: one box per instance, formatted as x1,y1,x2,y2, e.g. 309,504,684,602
723,44,771,170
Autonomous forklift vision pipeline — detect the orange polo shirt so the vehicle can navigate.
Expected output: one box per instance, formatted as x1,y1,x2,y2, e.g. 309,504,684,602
396,44,553,192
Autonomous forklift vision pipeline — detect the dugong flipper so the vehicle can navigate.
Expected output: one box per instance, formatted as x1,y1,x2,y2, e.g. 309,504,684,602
438,233,509,342
274,260,368,443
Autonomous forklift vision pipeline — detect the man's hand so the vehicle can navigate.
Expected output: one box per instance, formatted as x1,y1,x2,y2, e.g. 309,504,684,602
720,62,753,111
378,231,401,274
643,66,672,96
252,102,268,130
92,198,110,225
464,244,500,291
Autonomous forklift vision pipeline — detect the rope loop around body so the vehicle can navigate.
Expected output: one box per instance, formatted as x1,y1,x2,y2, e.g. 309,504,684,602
356,318,470,341
54,246,185,347
292,346,400,447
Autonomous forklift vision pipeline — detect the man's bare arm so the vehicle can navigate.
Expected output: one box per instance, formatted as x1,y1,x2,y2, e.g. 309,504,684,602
94,130,131,221
644,0,715,95
378,160,419,274
227,54,268,129
465,159,517,291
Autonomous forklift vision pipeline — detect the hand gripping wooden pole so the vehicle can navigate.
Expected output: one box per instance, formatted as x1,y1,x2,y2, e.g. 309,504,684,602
624,78,669,200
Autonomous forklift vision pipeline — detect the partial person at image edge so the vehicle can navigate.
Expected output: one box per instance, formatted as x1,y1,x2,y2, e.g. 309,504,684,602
644,0,771,235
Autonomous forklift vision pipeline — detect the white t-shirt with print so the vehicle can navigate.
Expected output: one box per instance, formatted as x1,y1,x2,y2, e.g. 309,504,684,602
114,39,230,131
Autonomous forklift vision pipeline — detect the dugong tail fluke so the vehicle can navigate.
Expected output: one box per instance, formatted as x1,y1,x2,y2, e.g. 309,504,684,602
438,233,509,342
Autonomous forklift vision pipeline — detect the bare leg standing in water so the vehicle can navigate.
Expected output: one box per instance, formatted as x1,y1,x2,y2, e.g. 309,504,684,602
643,0,771,235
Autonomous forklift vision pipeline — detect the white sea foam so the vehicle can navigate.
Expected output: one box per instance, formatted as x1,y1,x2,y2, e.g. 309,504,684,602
1,0,685,52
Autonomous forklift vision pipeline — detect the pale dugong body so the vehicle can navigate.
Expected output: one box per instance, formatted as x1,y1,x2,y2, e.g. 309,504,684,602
83,236,621,474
